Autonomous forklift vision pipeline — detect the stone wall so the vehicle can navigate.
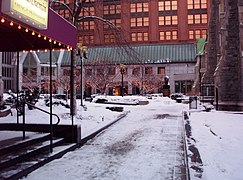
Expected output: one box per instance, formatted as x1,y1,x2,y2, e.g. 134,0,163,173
216,0,243,111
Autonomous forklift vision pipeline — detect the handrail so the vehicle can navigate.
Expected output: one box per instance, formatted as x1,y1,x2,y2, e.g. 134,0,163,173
25,102,61,125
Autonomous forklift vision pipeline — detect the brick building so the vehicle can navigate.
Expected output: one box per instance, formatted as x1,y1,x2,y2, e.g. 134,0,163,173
5,0,210,96
49,0,210,96
51,0,209,46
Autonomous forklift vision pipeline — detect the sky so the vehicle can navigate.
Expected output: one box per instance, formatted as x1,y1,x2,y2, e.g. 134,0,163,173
1,94,243,180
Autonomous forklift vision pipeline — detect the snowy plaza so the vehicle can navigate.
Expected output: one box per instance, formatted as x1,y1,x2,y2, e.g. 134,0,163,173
0,95,243,180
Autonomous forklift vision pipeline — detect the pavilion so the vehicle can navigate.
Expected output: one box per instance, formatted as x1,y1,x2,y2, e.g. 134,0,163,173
0,0,78,151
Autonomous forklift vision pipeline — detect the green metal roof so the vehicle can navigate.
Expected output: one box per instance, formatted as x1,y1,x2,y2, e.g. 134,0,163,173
26,50,80,66
59,50,81,66
36,51,60,64
30,44,196,66
82,44,196,65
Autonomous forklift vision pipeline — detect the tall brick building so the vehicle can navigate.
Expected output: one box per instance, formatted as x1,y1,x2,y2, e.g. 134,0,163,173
48,0,211,96
10,0,210,96
52,0,209,46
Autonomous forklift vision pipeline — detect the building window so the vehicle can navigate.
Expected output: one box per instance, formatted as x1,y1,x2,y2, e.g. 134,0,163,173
189,30,194,39
132,67,140,75
130,2,149,13
131,17,149,27
175,80,194,94
2,52,15,91
3,67,13,77
104,19,121,29
201,14,208,23
108,67,116,75
81,6,95,16
189,29,207,39
187,14,207,24
160,31,165,40
131,32,149,42
158,0,178,11
159,16,178,25
202,29,207,38
172,31,178,40
79,35,94,45
195,30,201,39
166,31,171,40
157,67,165,74
85,0,95,3
160,31,177,41
79,21,94,30
145,67,153,75
187,0,207,10
104,4,121,15
104,34,115,43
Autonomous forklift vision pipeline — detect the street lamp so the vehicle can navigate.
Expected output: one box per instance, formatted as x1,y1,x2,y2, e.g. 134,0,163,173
77,43,87,106
120,64,126,97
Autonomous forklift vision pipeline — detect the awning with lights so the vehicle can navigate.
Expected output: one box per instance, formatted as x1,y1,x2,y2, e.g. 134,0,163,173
0,0,77,52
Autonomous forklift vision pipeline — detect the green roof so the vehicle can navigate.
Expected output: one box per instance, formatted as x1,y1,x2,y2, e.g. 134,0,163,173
196,38,206,55
82,44,196,65
29,44,196,66
27,50,81,66
36,51,60,64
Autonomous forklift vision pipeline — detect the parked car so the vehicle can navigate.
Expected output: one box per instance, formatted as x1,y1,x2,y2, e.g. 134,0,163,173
170,93,184,100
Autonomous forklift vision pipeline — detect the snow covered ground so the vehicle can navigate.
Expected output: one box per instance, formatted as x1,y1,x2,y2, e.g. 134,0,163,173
188,110,243,180
1,95,243,179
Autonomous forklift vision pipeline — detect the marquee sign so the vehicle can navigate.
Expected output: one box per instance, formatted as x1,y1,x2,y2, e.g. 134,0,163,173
1,0,48,29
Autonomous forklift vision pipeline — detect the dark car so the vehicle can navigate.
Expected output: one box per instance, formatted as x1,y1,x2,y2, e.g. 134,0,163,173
170,93,184,100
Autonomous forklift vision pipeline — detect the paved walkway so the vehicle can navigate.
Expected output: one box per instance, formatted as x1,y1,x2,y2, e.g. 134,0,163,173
24,102,187,180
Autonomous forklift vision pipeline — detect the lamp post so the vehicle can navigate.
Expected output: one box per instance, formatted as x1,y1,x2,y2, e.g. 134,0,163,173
77,43,87,106
120,64,126,97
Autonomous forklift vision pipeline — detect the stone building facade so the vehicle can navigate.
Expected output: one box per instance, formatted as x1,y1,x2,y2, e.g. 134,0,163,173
197,0,243,110
17,44,196,97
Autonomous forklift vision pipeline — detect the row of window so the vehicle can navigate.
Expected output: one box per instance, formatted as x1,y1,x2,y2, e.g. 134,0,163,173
159,31,178,41
131,17,149,27
79,14,207,30
159,16,178,26
187,0,207,10
189,29,207,39
131,32,148,42
104,4,121,15
55,0,208,26
158,0,178,11
130,2,149,13
101,0,207,15
79,29,207,44
188,14,207,24
85,67,166,76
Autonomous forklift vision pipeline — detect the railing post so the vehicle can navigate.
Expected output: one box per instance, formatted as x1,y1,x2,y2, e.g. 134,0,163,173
17,51,19,124
49,46,53,153
22,100,25,140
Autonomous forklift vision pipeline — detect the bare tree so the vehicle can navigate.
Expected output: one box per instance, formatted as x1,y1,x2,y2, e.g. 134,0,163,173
84,61,120,94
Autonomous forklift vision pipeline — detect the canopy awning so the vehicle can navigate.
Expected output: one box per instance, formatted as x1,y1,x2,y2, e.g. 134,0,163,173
0,1,77,52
